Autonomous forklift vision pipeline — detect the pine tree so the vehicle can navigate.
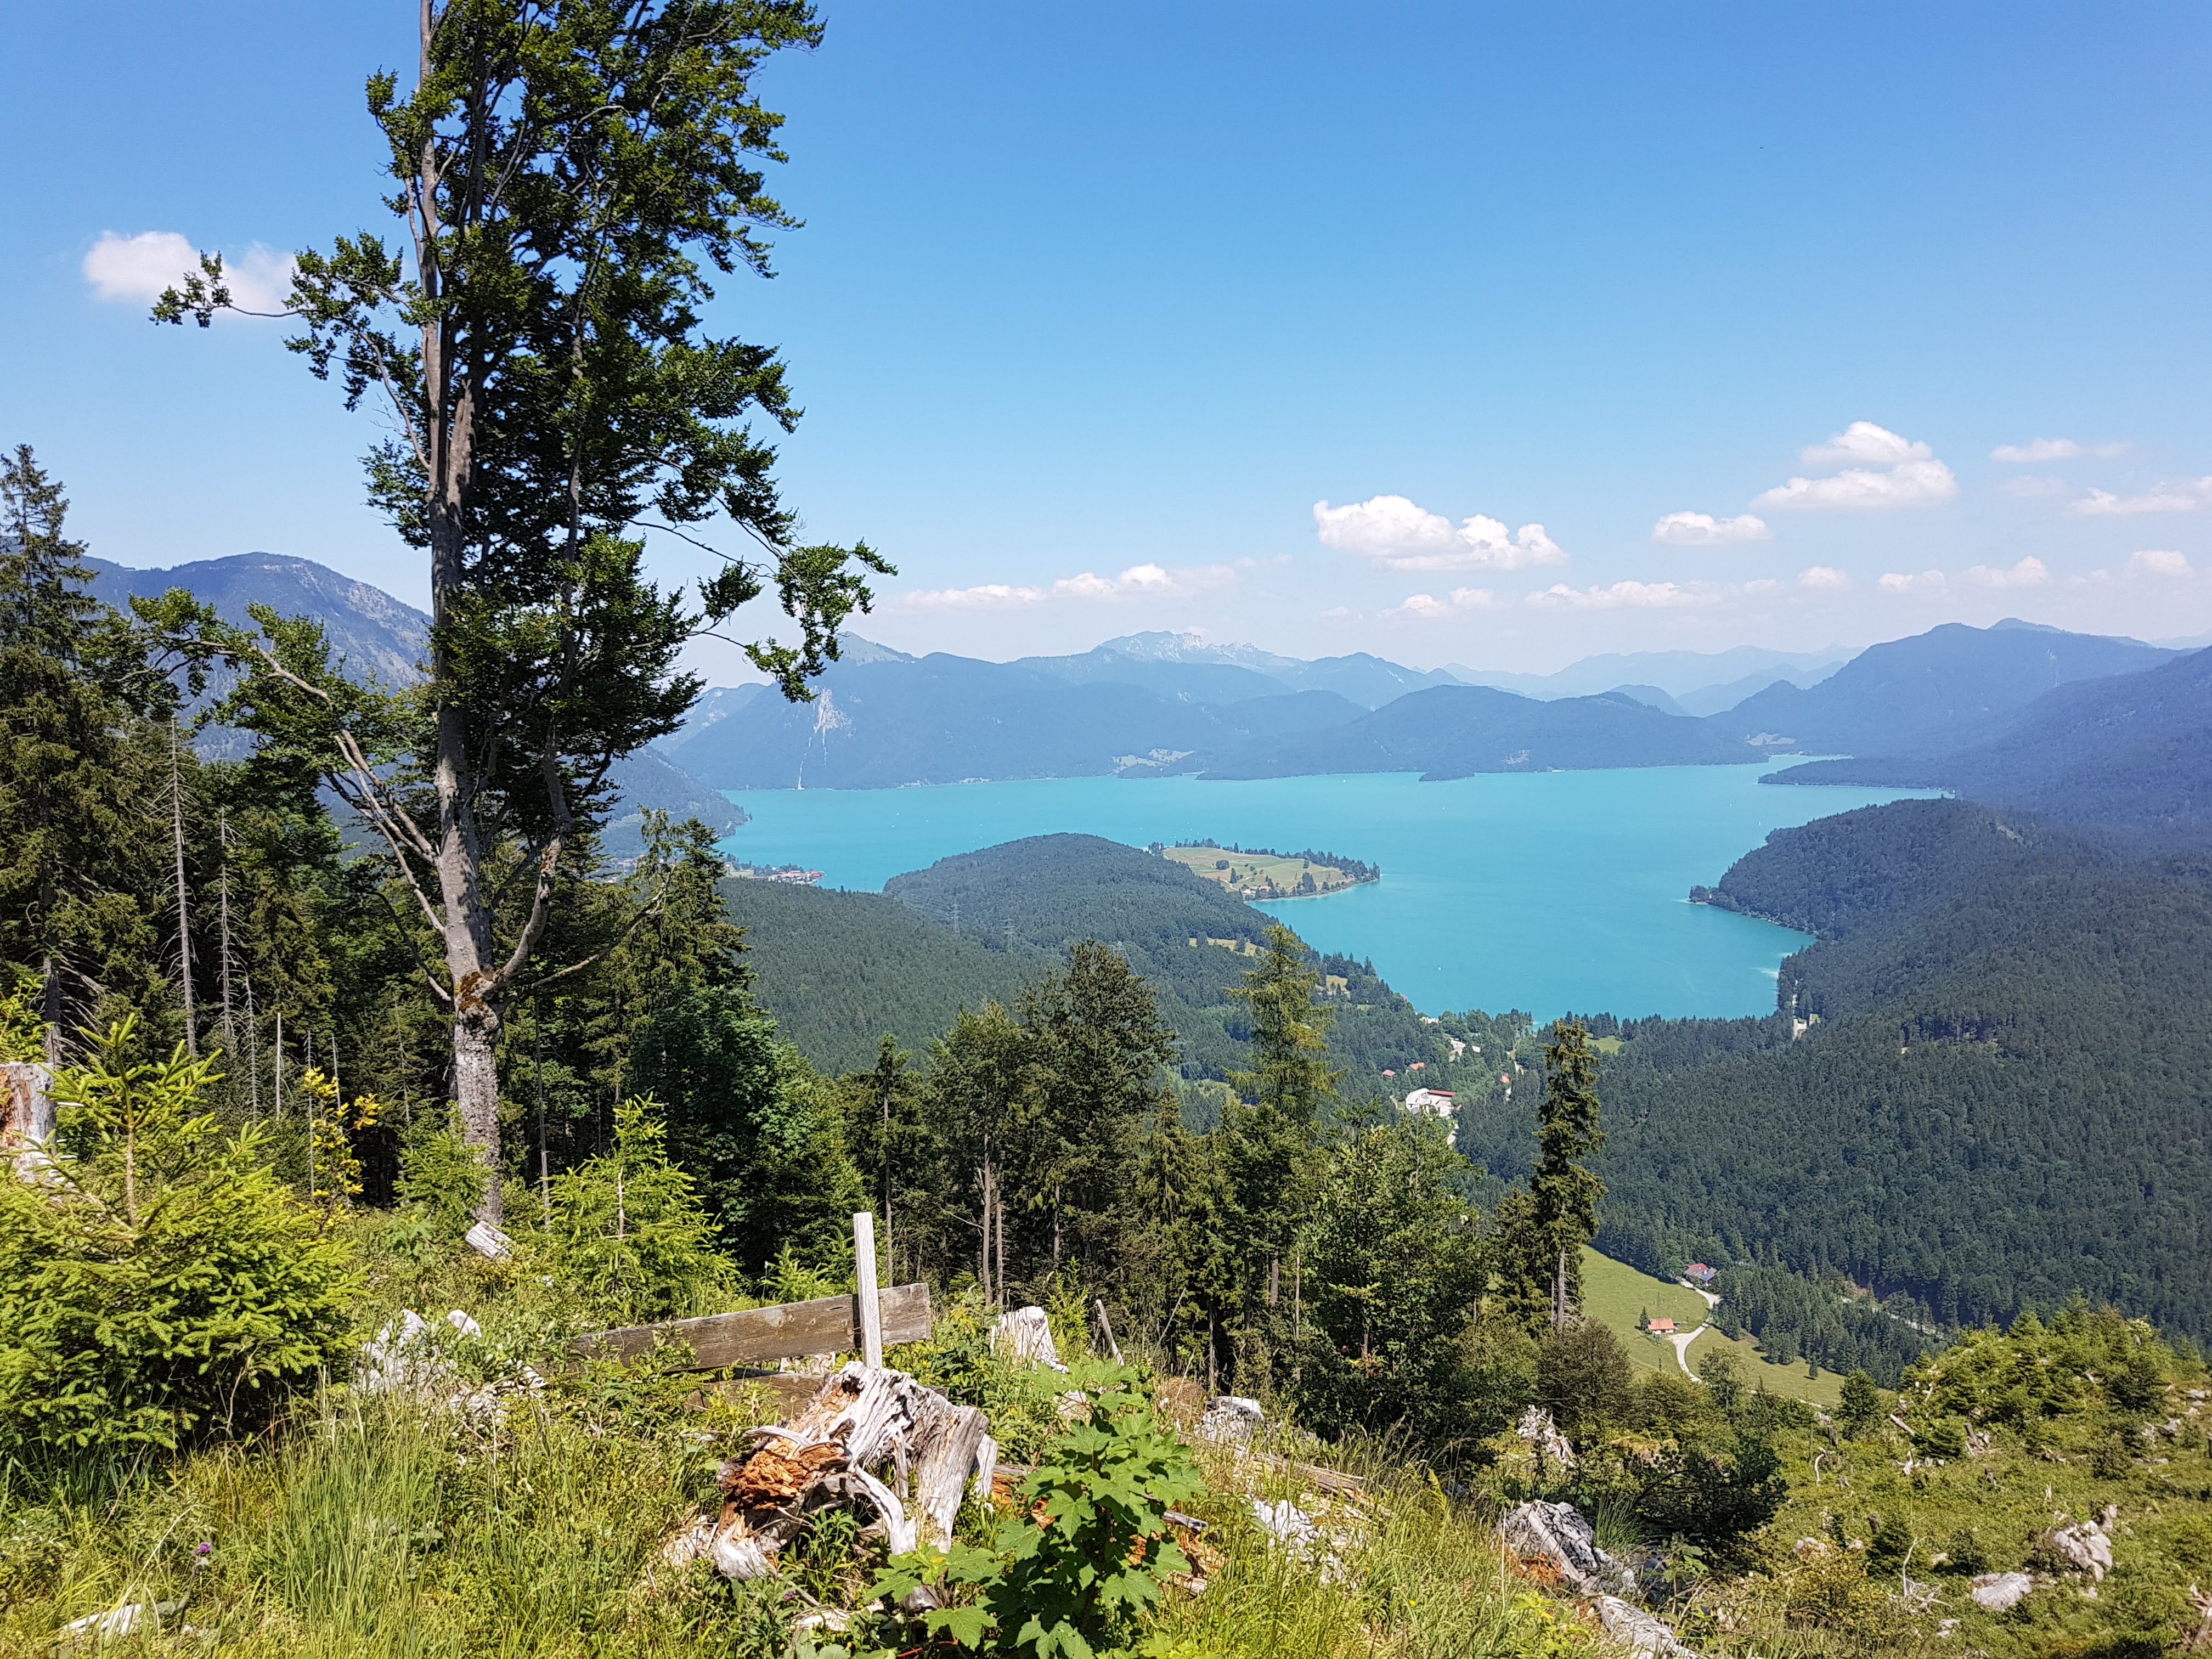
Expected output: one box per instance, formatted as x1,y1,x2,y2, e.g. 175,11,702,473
0,1018,358,1451
543,1094,724,1322
0,448,174,1059
1219,922,1341,1385
1494,1019,1606,1331
1020,941,1178,1290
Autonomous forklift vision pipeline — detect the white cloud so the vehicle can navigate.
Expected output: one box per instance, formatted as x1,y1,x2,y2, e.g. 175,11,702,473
1802,421,1933,467
2070,478,2212,515
1990,437,2126,463
1966,556,2049,589
1878,569,1948,594
1651,510,1770,546
1527,580,1696,610
1798,566,1849,589
2128,548,2194,579
902,582,1047,608
83,230,294,313
1313,495,1566,571
1753,422,1957,511
1389,587,1498,619
1051,562,1235,602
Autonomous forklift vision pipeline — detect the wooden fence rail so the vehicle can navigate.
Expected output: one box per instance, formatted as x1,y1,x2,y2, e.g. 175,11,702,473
572,1282,933,1371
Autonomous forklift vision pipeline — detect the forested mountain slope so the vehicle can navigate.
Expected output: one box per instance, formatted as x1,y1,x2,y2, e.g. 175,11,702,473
1198,685,1763,778
669,653,1362,788
1709,619,2174,755
1451,800,2212,1339
1774,645,2212,848
718,878,1047,1073
883,834,1447,1082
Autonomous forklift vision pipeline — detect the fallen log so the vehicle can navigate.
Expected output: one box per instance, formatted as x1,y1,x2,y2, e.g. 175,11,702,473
574,1283,933,1371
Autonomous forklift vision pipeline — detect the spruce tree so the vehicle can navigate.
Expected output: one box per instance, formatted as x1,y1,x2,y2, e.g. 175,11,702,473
1220,922,1340,1384
1494,1019,1606,1330
1021,941,1178,1289
0,449,166,1058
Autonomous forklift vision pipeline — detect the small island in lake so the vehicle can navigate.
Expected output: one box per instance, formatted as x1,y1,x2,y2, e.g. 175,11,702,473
1152,839,1379,899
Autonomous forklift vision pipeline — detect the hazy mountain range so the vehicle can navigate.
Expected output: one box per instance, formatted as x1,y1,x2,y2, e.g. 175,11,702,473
82,554,2209,826
662,619,2196,793
85,554,744,854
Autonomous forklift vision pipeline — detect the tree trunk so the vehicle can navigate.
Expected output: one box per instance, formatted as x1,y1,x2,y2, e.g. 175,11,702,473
216,811,236,1056
1552,1244,1569,1329
453,998,504,1223
168,724,196,1057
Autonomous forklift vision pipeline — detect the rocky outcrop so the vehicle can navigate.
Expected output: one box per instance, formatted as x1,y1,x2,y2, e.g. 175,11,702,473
1499,1500,1637,1598
1970,1571,2035,1611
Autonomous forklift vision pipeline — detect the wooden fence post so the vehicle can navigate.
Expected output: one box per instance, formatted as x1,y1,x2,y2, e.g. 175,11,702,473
854,1211,884,1369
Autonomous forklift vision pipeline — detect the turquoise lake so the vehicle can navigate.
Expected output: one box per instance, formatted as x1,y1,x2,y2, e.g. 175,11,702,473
715,767,1932,1022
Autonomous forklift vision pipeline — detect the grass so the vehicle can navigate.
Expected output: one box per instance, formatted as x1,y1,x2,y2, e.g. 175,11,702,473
1577,1248,1712,1376
1689,1327,1846,1408
1579,1248,1847,1406
1160,847,1366,899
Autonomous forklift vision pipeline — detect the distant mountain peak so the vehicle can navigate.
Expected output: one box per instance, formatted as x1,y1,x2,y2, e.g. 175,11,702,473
833,633,917,665
1096,630,1303,672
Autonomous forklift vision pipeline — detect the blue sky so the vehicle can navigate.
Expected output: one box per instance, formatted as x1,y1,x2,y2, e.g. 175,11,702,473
4,2,2209,675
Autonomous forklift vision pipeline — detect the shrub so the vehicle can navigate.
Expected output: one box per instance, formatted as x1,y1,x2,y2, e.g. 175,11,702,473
0,1020,358,1452
1538,1318,1633,1439
541,1094,725,1323
1622,1434,1787,1552
1837,1369,1883,1436
844,1362,1204,1658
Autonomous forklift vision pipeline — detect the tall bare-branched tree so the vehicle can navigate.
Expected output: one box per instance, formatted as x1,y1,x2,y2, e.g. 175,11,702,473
156,0,889,1221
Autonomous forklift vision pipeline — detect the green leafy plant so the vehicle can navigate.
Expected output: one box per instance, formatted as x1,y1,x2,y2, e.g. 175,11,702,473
0,1018,358,1452
856,1362,1204,1658
541,1094,724,1322
0,964,42,1063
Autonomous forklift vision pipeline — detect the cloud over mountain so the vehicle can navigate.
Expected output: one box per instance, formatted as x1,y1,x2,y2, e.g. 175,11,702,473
1313,495,1566,571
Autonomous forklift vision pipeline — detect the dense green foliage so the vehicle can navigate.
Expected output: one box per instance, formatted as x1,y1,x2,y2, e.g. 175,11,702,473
720,877,1043,1074
1452,798,2212,1342
1292,1116,1487,1443
627,988,864,1277
0,1025,358,1452
850,1364,1205,1659
1707,1263,1936,1386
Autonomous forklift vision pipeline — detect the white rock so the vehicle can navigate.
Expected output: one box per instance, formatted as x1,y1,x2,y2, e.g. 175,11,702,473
1249,1498,1348,1584
1593,1595,1701,1657
2046,1519,2114,1582
1197,1395,1266,1443
1514,1406,1578,1472
1970,1571,2035,1611
1499,1500,1637,1598
55,1601,183,1651
356,1309,450,1396
445,1309,484,1340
